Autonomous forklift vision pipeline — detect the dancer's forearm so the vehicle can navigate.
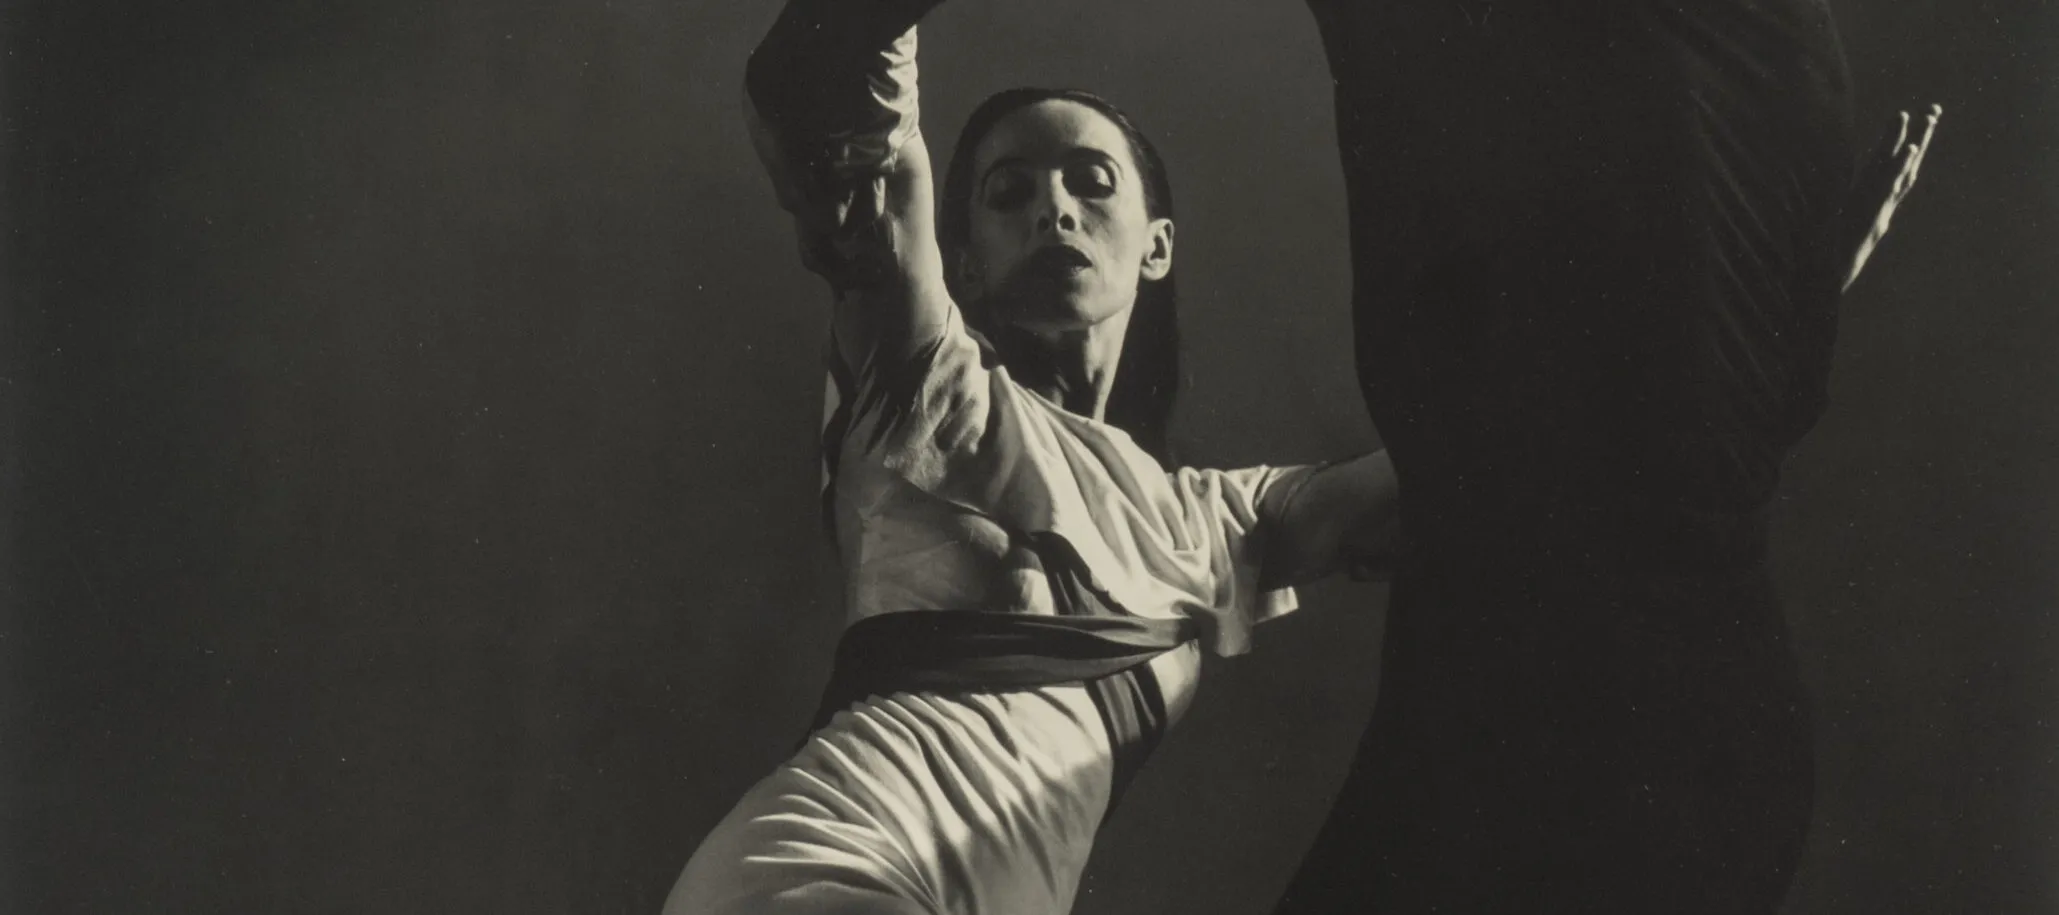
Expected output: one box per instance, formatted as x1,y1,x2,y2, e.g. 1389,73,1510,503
745,0,945,175
742,0,954,367
1260,451,1401,586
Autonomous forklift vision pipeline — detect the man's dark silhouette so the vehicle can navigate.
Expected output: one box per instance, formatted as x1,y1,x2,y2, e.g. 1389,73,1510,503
1279,2,1862,911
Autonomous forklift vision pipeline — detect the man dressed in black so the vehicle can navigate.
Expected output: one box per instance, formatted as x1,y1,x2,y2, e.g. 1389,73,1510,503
1278,2,1932,911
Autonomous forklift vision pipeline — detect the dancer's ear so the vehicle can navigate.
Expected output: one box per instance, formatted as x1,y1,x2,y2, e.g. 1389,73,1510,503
1140,218,1174,281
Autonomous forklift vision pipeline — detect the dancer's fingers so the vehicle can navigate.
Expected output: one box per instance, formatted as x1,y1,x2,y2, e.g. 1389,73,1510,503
1875,110,1912,164
1907,105,1942,184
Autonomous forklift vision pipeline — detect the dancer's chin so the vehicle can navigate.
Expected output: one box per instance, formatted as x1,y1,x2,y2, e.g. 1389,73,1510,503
979,282,1097,336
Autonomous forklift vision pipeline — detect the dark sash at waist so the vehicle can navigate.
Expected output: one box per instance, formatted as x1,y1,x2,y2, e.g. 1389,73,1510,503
804,532,1198,817
807,610,1198,733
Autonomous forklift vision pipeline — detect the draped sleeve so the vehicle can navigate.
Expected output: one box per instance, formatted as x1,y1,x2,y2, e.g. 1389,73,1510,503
743,0,940,258
823,302,1306,656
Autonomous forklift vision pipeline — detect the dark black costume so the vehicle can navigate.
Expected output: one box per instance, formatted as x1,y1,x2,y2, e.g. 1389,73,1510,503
1277,2,1857,911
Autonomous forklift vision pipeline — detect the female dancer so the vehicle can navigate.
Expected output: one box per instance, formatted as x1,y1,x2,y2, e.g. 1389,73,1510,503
665,2,1397,912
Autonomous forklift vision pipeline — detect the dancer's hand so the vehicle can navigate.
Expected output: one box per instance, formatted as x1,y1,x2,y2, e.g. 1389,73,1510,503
1842,104,1941,293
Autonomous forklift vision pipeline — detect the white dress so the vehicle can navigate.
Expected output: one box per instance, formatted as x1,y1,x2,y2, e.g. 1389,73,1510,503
663,304,1307,915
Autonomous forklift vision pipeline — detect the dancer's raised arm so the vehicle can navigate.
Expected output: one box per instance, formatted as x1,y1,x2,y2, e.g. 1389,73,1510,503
1257,451,1404,587
744,0,952,372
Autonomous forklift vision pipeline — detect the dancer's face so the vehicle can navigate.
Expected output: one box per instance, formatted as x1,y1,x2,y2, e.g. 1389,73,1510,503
960,100,1174,335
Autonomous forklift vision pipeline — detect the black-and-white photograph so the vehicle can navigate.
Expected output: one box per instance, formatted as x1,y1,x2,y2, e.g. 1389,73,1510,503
5,1,2052,913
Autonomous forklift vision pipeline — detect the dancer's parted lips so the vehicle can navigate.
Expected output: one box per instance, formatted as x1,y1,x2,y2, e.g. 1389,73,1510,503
1024,244,1093,276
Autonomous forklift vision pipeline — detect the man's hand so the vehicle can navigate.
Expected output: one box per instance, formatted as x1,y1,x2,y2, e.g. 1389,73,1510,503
1842,104,1942,293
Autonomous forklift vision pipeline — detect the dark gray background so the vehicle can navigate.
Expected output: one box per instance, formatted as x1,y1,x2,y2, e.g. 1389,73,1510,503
5,1,2053,912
